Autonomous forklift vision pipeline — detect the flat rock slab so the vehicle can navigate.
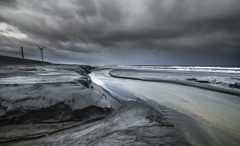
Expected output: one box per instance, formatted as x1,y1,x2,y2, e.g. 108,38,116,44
0,82,112,125
1,101,190,146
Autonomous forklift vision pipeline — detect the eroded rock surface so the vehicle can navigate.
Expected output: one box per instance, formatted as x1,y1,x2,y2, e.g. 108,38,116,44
1,101,190,146
0,63,189,145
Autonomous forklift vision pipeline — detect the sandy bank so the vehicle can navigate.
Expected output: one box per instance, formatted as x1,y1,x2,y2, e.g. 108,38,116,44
109,69,240,96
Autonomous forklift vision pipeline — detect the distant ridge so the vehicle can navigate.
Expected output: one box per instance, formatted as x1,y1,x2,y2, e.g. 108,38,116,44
0,55,50,66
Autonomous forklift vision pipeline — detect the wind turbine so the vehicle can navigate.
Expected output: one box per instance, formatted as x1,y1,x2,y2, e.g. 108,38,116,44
36,44,45,61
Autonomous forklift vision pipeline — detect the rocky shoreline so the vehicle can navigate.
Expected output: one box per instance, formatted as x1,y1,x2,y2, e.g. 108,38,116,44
0,57,190,145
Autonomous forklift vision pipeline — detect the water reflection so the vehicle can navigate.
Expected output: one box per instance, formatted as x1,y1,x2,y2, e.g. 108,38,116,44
90,69,240,146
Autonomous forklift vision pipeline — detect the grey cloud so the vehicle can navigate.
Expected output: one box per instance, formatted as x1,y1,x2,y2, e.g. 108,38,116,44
0,0,240,65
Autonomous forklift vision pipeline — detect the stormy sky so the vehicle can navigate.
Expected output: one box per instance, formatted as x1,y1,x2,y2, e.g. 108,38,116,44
0,0,240,65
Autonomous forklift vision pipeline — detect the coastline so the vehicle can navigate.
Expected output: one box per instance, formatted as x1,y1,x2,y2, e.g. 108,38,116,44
109,69,240,97
90,68,240,146
0,56,190,145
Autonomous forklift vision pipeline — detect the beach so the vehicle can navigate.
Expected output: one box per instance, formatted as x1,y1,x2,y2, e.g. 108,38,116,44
1,0,240,145
0,56,190,145
90,68,240,146
1,56,240,145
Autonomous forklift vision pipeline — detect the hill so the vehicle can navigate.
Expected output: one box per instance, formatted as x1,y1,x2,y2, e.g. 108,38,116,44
0,55,50,66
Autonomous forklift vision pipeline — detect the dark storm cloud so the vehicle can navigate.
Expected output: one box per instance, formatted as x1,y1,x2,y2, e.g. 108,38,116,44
0,0,240,65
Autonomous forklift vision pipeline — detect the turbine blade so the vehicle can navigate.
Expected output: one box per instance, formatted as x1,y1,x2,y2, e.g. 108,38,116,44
35,44,41,49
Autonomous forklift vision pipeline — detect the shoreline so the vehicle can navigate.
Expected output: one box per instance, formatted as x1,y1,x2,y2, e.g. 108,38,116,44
0,61,190,145
91,68,240,146
109,69,240,97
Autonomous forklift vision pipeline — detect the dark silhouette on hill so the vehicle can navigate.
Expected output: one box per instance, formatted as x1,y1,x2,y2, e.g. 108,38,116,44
0,55,50,66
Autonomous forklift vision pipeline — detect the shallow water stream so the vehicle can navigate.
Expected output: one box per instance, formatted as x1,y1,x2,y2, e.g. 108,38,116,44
90,69,240,146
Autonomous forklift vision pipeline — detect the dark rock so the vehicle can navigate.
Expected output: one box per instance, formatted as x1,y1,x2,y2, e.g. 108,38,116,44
79,65,96,74
186,78,209,83
186,78,197,81
229,83,240,89
78,79,91,88
0,103,111,125
145,114,172,125
197,80,210,83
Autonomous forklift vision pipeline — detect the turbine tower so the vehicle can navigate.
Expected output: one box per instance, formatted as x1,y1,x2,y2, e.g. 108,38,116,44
21,47,24,59
36,44,45,61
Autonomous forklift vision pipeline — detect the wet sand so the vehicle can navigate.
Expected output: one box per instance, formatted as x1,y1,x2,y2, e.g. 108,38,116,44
90,69,240,146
